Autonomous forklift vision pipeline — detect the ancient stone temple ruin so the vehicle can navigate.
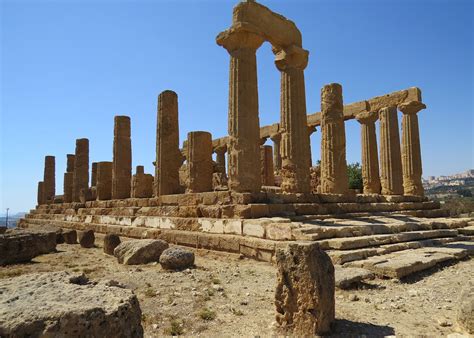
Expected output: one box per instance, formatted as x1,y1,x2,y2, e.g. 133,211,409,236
21,1,473,279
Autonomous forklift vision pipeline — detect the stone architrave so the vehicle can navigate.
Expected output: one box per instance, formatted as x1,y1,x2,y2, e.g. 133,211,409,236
112,116,132,199
187,131,213,193
155,90,183,196
72,138,89,202
37,182,44,205
398,101,426,196
379,106,404,195
63,172,74,203
217,28,264,193
131,166,154,198
96,161,113,201
269,133,282,171
275,46,311,193
91,162,98,187
260,145,275,186
43,156,55,204
66,154,75,173
320,83,349,194
355,111,381,194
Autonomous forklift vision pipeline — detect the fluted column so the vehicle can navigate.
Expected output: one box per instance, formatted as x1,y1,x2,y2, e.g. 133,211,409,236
355,111,381,194
37,181,44,205
214,145,227,175
379,106,403,195
91,162,98,187
260,145,275,186
112,116,132,199
270,133,282,171
398,101,426,196
275,46,311,193
187,131,213,193
96,161,113,200
320,83,349,194
72,138,89,202
307,125,317,168
43,155,55,204
217,28,264,193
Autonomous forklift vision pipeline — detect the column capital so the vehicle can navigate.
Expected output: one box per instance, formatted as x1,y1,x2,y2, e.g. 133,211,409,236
270,132,281,142
307,125,317,135
214,144,227,154
259,137,268,146
355,110,378,124
274,45,309,71
398,101,426,115
216,24,265,53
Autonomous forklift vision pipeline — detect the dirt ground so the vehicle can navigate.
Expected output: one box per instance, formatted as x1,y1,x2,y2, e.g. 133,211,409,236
1,237,472,337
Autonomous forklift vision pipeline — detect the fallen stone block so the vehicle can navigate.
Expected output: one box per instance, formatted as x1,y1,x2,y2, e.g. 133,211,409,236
114,239,169,265
104,233,121,255
63,229,77,244
275,242,335,335
0,271,143,337
78,229,95,248
159,247,195,270
0,229,56,265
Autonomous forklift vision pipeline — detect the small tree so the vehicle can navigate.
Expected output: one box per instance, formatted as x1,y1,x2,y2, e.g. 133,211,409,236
347,162,363,190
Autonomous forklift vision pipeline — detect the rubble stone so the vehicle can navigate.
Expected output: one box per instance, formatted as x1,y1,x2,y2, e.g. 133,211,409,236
104,234,121,255
114,239,169,265
159,247,195,270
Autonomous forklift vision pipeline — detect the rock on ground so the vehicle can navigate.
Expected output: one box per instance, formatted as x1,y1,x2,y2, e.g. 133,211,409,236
63,229,77,244
0,271,143,337
78,230,95,248
114,239,169,265
275,242,335,335
159,247,195,270
104,234,121,255
0,229,56,265
457,281,474,334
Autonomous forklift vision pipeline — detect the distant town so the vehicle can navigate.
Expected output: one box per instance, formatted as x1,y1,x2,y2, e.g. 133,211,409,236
423,169,474,198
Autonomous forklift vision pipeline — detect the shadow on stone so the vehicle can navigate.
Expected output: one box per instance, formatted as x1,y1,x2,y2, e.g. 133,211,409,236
331,319,395,336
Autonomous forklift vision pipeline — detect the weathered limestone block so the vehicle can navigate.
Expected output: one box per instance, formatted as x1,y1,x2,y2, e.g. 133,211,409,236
187,131,213,193
112,116,132,199
261,145,275,186
63,229,77,244
379,106,403,195
37,181,44,205
72,138,89,202
0,229,57,265
97,161,113,200
155,90,183,196
43,155,55,203
320,83,349,194
217,28,264,193
63,172,74,203
275,242,335,335
275,46,311,193
66,153,75,173
104,234,121,255
0,272,143,337
457,281,474,334
114,239,169,265
159,247,195,270
355,110,381,194
131,166,154,198
78,229,95,248
91,162,98,187
398,101,426,196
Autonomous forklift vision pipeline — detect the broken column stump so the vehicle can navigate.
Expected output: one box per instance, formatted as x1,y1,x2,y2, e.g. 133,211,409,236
275,242,335,335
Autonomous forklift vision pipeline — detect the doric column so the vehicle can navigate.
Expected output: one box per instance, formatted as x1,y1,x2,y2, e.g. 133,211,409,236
307,125,317,168
214,145,227,175
355,111,381,194
379,106,403,195
43,155,55,204
96,161,113,200
112,116,132,199
217,28,264,193
261,145,275,186
131,165,153,198
155,90,183,196
275,46,311,193
398,101,426,196
72,138,89,202
187,131,213,193
136,165,144,175
66,154,75,173
269,133,282,171
91,162,98,187
320,83,349,194
63,172,73,203
37,181,44,205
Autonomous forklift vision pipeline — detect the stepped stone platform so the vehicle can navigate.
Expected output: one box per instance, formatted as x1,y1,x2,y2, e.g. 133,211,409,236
19,191,474,282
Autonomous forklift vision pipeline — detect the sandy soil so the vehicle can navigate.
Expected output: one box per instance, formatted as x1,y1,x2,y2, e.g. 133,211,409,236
1,237,472,337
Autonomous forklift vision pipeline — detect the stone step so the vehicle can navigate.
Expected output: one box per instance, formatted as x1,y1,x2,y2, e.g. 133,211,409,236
294,216,470,241
335,266,374,289
317,229,460,250
327,236,470,264
459,225,474,236
346,241,474,279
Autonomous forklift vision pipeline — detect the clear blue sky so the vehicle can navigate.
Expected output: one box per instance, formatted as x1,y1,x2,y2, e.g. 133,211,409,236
1,0,473,213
